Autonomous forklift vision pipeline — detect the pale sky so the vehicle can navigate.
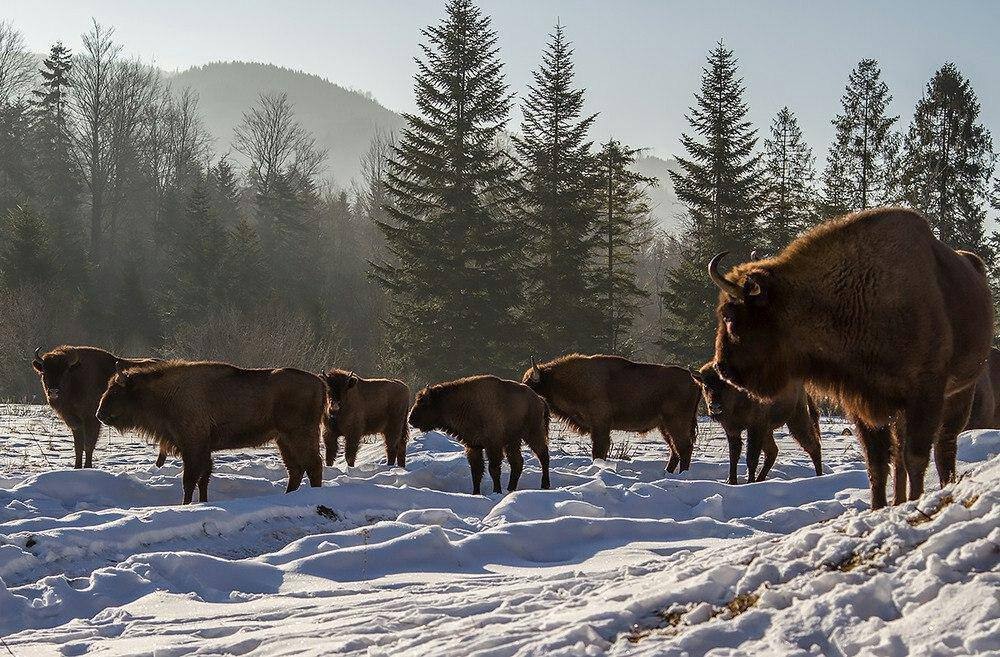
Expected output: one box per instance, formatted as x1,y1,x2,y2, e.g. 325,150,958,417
6,0,1000,162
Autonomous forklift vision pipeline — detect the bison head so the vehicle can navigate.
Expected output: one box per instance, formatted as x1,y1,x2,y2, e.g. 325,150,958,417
32,348,80,403
709,252,792,400
96,364,141,430
407,387,439,432
521,358,547,395
324,369,359,413
689,364,728,420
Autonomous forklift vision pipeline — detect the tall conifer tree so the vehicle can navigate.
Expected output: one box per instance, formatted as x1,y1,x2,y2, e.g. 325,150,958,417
376,0,523,381
659,42,761,363
901,63,994,252
591,139,655,353
514,22,599,353
822,59,899,215
759,107,817,253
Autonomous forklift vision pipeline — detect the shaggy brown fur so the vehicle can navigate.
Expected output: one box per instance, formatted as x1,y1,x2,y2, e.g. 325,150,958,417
32,345,158,469
965,347,1000,430
323,369,411,468
710,207,993,508
523,354,701,471
408,375,550,494
692,363,822,484
96,360,329,504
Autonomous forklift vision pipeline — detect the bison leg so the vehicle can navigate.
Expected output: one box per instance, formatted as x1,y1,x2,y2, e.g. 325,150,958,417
935,387,974,488
466,446,485,495
82,417,101,469
901,389,945,502
486,446,503,494
504,440,524,492
324,434,339,467
180,452,206,505
661,417,695,473
746,430,763,483
388,421,409,468
725,431,743,484
526,423,550,490
344,434,361,468
665,448,680,473
751,428,778,482
591,427,611,461
785,400,823,477
197,455,213,503
69,423,85,469
276,439,306,493
853,420,892,510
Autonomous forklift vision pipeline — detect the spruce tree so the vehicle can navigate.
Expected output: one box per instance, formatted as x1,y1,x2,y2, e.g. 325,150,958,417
167,178,227,324
659,41,761,363
375,0,523,381
514,22,599,353
822,59,899,215
759,107,817,253
592,139,655,354
222,218,271,313
0,205,57,289
901,63,994,252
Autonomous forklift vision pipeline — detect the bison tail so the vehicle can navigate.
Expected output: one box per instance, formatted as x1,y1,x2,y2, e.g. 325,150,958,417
957,250,988,277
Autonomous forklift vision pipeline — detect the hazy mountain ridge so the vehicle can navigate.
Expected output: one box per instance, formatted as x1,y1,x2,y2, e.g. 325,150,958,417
171,61,685,231
169,61,405,187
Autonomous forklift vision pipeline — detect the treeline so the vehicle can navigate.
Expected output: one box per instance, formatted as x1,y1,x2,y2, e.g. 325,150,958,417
0,2,998,399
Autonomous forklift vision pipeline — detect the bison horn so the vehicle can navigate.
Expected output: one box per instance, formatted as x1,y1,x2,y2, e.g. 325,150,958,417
688,366,705,383
708,252,744,300
33,347,43,364
67,352,79,367
530,357,541,382
750,249,759,260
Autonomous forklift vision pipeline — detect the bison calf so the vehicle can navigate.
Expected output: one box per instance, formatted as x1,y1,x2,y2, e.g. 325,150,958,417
323,369,410,468
96,360,329,504
408,375,550,494
692,364,822,484
32,345,158,469
523,354,701,471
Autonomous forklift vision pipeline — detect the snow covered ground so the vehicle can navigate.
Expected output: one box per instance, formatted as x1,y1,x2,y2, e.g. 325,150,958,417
0,403,997,656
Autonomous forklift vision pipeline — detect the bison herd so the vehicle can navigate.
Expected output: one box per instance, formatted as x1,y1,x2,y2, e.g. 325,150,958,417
26,208,1000,510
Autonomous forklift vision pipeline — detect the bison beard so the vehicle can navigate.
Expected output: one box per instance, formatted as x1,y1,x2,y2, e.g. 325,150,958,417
322,370,410,468
522,354,701,471
32,345,158,469
96,360,328,504
709,207,993,509
692,364,822,484
408,375,550,494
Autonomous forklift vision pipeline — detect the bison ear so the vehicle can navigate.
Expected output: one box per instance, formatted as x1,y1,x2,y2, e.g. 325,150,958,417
743,271,770,305
67,352,80,369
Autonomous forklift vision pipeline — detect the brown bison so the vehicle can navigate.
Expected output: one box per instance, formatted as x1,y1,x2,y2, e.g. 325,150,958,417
96,360,329,504
522,354,701,471
691,363,822,484
322,369,410,468
709,207,993,508
965,347,1000,430
31,345,158,469
408,375,550,495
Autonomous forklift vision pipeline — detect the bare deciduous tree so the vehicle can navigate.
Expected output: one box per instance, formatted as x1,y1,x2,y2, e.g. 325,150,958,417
233,92,327,195
0,21,34,105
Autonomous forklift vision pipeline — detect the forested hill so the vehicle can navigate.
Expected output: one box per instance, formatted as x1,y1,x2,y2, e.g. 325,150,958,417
170,61,406,187
170,61,686,227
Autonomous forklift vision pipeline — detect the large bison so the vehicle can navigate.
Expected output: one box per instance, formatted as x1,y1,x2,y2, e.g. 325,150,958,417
522,354,701,471
323,369,410,468
407,375,550,495
708,207,993,508
96,360,329,504
31,345,158,469
691,363,822,484
965,347,1000,430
